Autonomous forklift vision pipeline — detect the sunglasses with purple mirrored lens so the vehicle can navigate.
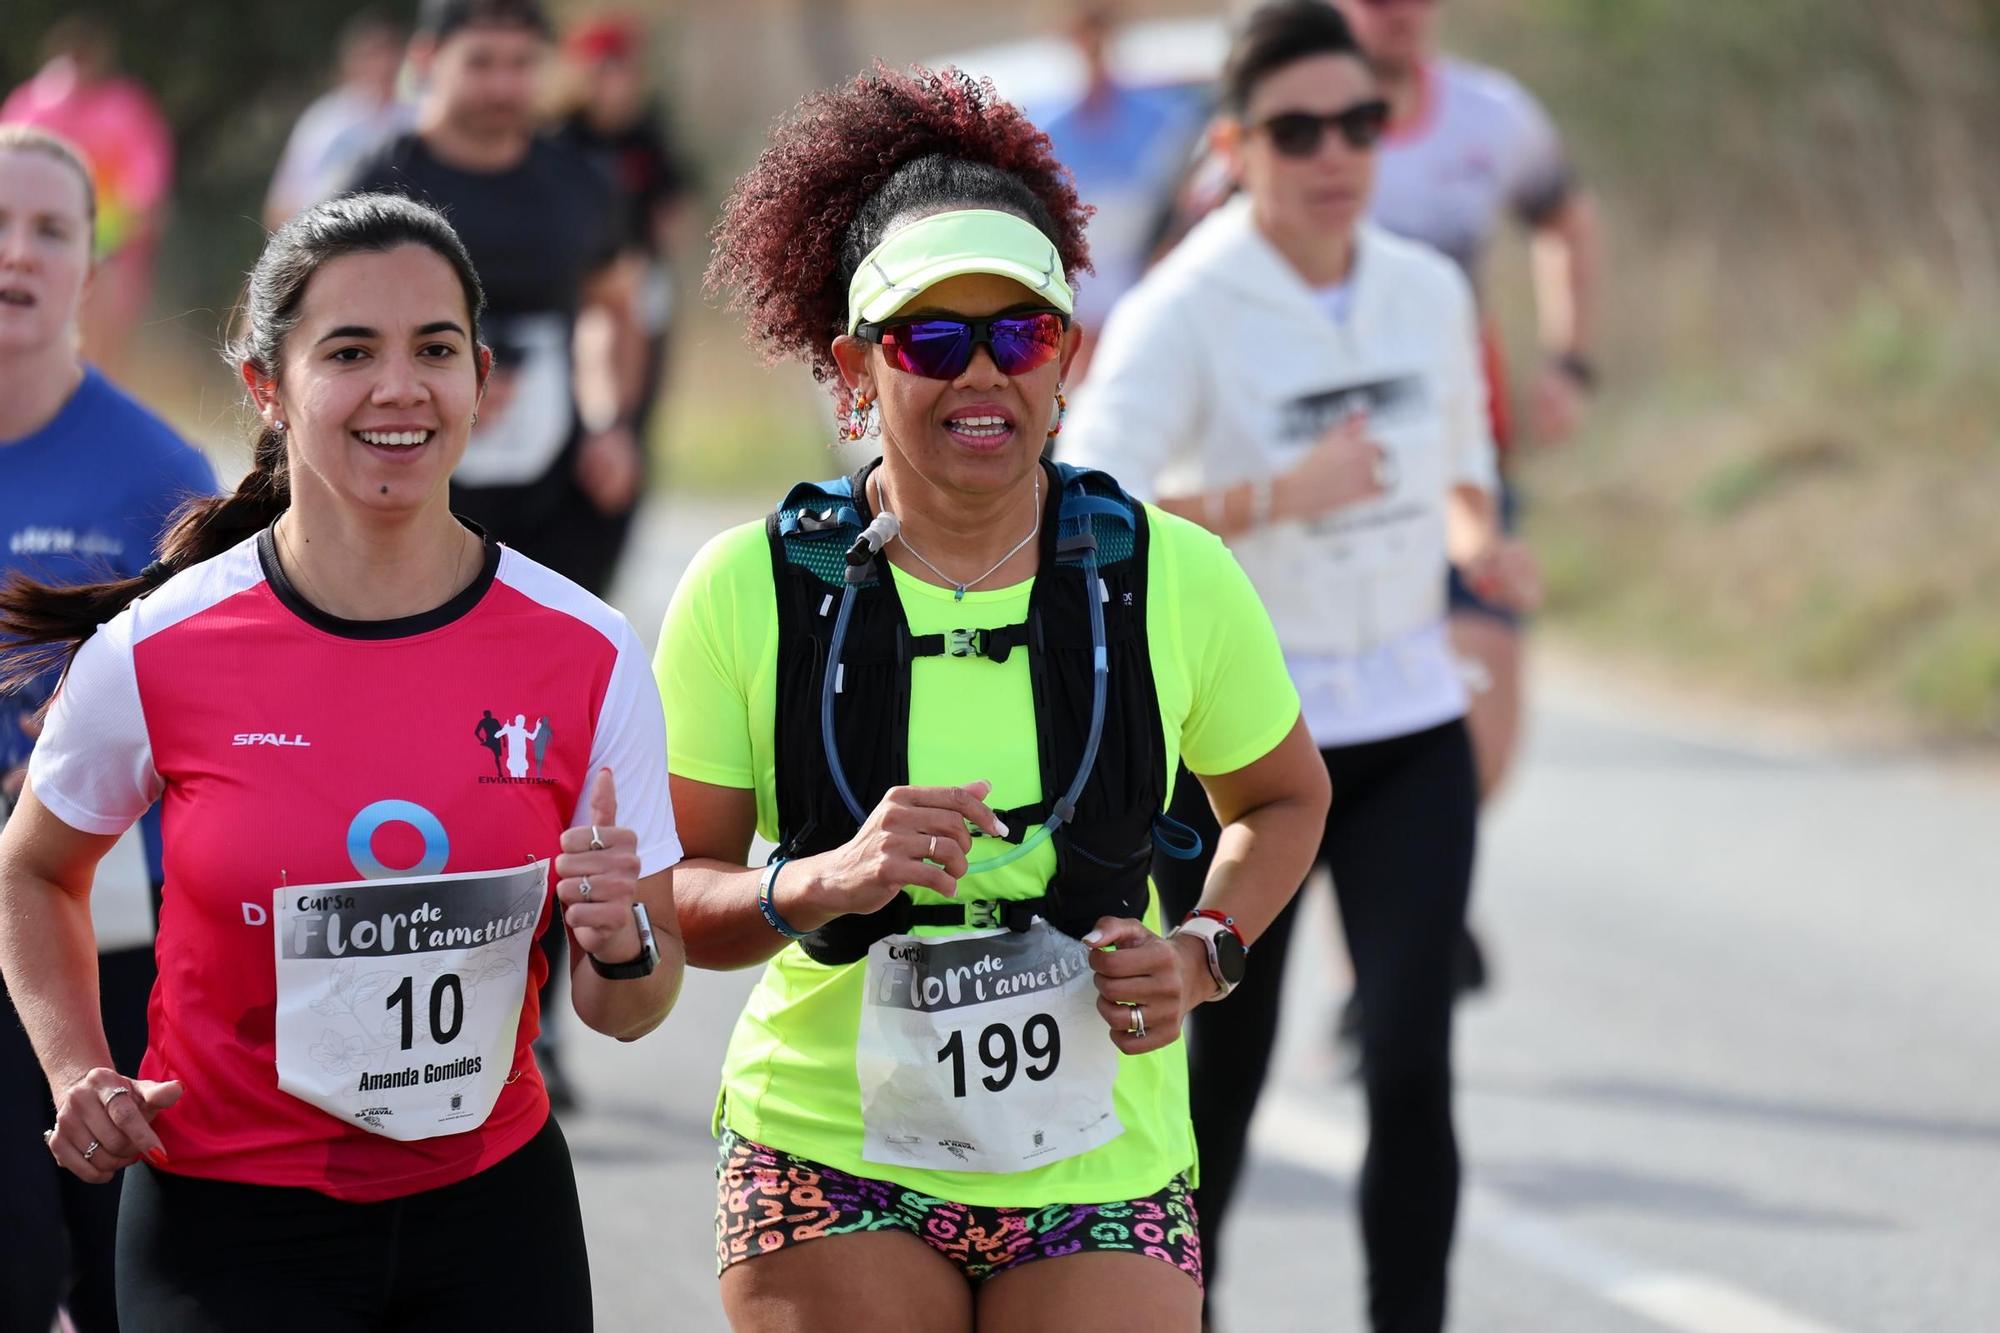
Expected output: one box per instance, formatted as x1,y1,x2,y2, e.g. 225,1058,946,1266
855,309,1069,380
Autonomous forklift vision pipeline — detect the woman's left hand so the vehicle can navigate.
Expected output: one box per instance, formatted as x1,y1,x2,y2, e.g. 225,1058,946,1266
1460,537,1544,614
553,769,644,964
1084,916,1211,1056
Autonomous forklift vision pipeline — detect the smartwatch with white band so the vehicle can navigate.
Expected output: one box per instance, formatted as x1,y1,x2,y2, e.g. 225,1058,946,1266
1171,914,1247,1000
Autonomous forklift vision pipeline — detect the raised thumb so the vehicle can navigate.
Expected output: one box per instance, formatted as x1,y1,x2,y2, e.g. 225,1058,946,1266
135,1079,183,1116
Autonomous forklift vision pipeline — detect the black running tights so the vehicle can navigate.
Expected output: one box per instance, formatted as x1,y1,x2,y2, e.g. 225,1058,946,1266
1156,719,1478,1333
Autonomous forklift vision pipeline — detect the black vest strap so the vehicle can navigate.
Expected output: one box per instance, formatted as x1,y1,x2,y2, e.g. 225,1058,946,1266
906,622,1032,664
907,897,1046,932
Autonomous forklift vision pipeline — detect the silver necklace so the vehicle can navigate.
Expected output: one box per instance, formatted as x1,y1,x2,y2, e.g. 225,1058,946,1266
875,469,1041,602
278,515,472,619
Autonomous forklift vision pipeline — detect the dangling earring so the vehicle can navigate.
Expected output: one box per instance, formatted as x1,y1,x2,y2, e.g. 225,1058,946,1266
840,393,878,443
1045,383,1068,442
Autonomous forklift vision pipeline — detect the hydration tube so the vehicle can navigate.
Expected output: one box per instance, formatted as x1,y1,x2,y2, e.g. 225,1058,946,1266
821,511,899,823
821,579,871,825
819,532,1109,877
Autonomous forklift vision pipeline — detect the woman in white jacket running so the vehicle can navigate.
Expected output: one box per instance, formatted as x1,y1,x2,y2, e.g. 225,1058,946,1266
1060,5,1536,1330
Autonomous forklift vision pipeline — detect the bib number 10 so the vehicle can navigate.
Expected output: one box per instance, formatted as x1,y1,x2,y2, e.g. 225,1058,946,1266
386,973,465,1051
937,1013,1061,1098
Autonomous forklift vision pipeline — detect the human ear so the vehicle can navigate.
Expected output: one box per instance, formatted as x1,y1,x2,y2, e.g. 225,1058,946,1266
830,333,877,402
1056,320,1084,380
239,360,284,429
1210,117,1246,183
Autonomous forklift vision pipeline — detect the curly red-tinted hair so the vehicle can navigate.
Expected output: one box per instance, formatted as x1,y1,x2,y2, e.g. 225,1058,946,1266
706,63,1092,411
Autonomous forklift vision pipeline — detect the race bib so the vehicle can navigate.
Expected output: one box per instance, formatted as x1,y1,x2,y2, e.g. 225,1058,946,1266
453,313,572,486
273,860,548,1141
857,921,1121,1174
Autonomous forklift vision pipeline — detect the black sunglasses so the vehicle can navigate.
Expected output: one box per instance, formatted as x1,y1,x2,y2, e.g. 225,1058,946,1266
1256,99,1392,158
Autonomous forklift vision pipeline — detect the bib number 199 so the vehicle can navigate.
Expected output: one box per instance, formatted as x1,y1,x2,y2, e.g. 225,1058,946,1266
937,1012,1060,1098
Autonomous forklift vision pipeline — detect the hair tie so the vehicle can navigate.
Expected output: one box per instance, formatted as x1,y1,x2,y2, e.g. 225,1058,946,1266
138,560,174,586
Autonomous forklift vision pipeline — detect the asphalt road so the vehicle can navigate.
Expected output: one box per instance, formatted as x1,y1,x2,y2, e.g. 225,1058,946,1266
557,496,1998,1332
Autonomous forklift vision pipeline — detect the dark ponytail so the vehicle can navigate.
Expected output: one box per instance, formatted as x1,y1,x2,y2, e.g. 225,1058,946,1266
0,192,484,693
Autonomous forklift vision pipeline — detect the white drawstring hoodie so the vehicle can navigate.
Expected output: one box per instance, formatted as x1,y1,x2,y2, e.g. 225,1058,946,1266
1063,195,1497,746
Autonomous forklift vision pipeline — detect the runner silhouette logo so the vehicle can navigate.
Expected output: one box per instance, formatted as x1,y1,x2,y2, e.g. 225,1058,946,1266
474,708,558,785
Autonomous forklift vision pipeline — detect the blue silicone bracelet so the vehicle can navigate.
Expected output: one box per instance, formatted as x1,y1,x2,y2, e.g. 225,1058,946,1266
758,858,806,939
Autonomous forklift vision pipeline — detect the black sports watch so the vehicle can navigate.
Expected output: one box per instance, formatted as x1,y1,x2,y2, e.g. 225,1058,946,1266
1171,915,1247,1000
588,902,661,980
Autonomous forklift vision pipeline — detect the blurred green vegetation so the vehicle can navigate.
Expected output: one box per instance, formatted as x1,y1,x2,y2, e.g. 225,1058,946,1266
1524,283,2000,735
1451,0,2000,739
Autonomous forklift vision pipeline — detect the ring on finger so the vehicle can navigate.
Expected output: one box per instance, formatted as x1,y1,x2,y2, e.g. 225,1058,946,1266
589,825,605,851
83,1140,101,1162
1126,1005,1147,1039
579,878,593,899
42,1128,54,1147
927,834,938,860
102,1086,132,1107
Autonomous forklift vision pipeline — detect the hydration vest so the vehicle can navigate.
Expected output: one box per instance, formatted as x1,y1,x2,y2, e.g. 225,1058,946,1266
766,458,1196,966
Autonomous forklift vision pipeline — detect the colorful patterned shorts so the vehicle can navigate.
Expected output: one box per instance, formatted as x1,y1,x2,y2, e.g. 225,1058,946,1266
715,1130,1203,1288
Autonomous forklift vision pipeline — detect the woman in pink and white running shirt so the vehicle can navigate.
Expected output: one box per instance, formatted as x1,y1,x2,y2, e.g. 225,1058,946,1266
0,193,683,1332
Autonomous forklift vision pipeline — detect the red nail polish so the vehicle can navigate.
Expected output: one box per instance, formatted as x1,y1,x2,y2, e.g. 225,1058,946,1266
144,1148,170,1168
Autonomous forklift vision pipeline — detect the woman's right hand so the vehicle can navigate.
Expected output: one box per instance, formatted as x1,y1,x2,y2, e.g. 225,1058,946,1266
790,781,1007,921
45,1069,181,1183
1275,413,1386,523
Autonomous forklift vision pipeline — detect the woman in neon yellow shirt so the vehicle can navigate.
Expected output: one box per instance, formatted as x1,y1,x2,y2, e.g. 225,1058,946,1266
660,65,1330,1332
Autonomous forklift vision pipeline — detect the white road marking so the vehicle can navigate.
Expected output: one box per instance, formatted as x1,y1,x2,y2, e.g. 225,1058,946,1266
1251,1092,1853,1333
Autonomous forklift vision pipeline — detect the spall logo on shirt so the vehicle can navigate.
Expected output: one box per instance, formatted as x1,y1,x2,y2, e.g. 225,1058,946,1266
233,732,311,747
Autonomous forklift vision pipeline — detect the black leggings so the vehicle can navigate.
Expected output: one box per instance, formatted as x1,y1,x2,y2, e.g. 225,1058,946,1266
0,945,156,1333
1157,719,1478,1333
115,1116,592,1332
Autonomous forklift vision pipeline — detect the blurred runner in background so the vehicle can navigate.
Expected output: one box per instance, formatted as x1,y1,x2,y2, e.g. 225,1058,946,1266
342,0,644,597
0,125,215,1333
1,14,174,372
1062,5,1539,1326
1032,3,1203,384
343,0,647,1112
1327,0,1601,1042
263,10,410,229
553,12,694,460
1339,0,1599,800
